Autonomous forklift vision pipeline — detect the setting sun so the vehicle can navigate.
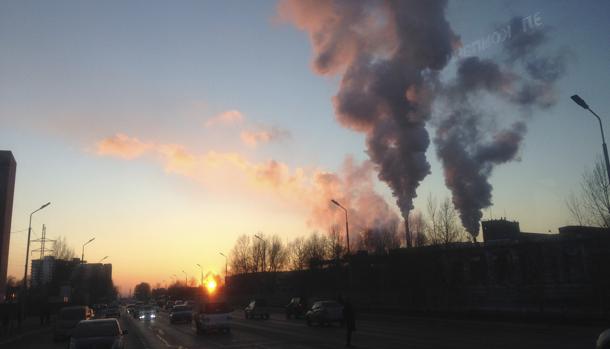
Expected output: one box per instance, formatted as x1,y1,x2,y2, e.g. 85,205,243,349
205,278,217,294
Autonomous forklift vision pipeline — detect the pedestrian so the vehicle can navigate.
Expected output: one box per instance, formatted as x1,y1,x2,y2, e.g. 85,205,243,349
342,298,356,347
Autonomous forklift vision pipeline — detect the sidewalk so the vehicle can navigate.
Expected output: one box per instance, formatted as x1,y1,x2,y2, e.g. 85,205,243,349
0,316,53,346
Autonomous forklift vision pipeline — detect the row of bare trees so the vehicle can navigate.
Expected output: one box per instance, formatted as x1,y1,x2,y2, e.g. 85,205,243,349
228,194,470,274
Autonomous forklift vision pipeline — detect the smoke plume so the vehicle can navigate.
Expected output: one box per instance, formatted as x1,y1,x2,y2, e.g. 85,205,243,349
434,18,567,240
279,0,458,241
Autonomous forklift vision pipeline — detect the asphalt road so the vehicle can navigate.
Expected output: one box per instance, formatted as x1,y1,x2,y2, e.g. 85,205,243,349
4,308,608,349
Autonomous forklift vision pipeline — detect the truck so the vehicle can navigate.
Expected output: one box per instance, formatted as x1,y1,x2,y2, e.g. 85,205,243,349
194,302,233,334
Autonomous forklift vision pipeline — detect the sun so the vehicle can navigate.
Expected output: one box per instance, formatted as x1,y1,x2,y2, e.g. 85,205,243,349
205,278,217,293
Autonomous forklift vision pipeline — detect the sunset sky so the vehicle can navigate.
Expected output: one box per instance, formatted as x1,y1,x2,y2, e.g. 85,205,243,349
1,0,609,294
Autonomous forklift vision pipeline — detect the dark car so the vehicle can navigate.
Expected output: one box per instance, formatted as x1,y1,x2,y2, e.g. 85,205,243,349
69,318,127,349
137,305,156,320
305,300,344,327
53,306,94,341
105,305,121,319
244,299,270,320
169,305,193,324
285,297,307,319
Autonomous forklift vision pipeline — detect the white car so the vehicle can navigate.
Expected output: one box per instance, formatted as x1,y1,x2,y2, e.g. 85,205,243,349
194,302,233,334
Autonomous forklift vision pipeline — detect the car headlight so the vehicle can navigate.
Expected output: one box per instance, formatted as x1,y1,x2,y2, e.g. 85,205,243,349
151,314,156,319
139,315,144,319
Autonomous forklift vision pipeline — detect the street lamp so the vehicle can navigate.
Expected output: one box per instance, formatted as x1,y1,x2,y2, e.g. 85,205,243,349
81,237,95,264
98,256,109,263
196,264,203,287
22,202,51,292
330,199,350,254
219,252,228,286
182,270,188,286
571,94,610,187
254,234,267,272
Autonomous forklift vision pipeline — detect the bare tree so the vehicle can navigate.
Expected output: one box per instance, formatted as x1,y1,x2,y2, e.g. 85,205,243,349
427,195,466,245
567,158,610,228
230,234,252,275
287,237,308,271
251,233,266,273
304,233,328,265
327,224,346,261
52,236,76,260
409,211,428,247
267,235,288,272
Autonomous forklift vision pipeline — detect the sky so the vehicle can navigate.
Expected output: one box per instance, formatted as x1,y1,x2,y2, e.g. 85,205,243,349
1,0,609,294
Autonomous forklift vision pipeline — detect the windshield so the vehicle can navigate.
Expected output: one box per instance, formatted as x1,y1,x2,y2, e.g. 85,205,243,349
59,308,86,320
2,1,607,349
72,321,120,338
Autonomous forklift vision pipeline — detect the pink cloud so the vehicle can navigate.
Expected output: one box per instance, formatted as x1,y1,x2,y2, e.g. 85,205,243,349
96,133,153,159
204,110,244,127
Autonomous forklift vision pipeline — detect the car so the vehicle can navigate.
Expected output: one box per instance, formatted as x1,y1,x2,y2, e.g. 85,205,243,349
169,305,193,324
285,297,307,319
244,299,270,320
597,329,610,349
69,318,128,349
105,305,121,318
305,300,344,327
137,305,156,320
53,306,94,341
194,302,232,334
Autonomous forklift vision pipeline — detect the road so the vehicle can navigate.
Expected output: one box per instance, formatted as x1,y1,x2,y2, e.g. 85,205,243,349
5,308,607,349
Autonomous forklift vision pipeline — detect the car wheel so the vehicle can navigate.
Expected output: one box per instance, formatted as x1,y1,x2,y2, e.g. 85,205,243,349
244,312,248,319
264,314,270,320
306,318,312,327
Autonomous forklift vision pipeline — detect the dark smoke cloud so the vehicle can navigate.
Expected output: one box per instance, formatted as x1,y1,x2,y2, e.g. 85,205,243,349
280,0,458,241
435,17,567,240
281,3,567,243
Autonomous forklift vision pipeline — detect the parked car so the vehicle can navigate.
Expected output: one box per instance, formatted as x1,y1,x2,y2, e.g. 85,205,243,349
169,305,193,324
305,300,344,327
53,306,93,341
137,305,156,320
244,299,270,320
105,305,121,318
194,302,232,334
69,318,127,349
285,297,307,319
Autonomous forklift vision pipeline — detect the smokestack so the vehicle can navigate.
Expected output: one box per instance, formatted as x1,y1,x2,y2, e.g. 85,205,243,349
405,216,412,248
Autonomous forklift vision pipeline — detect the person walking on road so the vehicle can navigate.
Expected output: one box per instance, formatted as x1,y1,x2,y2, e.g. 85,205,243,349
343,298,356,347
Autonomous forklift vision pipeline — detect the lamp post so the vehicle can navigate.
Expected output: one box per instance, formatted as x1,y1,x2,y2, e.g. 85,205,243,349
196,264,203,287
254,234,266,272
81,237,95,264
98,256,108,263
571,94,610,188
22,202,51,293
182,270,188,286
172,274,177,286
330,199,350,254
219,252,228,286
